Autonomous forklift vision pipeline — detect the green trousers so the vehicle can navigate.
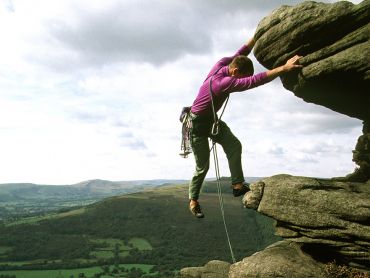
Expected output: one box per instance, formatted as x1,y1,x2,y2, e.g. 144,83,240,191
189,112,245,200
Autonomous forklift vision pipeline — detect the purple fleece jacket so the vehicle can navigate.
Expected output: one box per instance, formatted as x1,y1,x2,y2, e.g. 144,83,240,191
191,44,268,115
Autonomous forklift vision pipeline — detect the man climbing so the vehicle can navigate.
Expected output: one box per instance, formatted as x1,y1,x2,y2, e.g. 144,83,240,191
188,37,302,218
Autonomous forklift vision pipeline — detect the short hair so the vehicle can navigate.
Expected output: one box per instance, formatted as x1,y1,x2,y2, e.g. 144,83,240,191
229,55,254,75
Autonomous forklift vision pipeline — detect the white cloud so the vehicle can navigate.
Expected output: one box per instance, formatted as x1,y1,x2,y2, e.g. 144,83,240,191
0,0,364,184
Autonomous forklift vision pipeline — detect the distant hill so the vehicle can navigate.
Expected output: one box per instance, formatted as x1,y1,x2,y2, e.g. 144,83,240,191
0,179,188,220
0,179,189,199
0,178,279,276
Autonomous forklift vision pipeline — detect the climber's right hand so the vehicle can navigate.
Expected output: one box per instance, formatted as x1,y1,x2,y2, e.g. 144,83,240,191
283,55,303,72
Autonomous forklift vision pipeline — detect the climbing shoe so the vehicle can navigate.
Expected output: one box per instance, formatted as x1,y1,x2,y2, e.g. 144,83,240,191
190,204,204,218
232,183,250,197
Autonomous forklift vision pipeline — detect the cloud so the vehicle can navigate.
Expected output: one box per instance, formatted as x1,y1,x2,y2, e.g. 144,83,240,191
71,111,106,123
267,145,286,155
20,0,312,70
119,131,147,150
272,110,361,134
5,0,346,73
47,2,210,67
292,153,319,164
4,0,14,12
223,81,362,137
296,141,347,155
0,0,363,184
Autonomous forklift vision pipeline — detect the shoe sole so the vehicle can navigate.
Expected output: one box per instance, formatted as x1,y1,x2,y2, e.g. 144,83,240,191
233,185,250,197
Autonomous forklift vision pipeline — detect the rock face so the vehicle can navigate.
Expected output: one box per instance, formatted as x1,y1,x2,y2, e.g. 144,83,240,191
253,0,370,122
243,174,370,271
351,123,370,181
229,241,327,278
254,0,370,181
179,260,230,278
180,175,370,277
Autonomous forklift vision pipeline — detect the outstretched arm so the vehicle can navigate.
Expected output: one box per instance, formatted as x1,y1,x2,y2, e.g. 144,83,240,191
266,55,303,81
233,37,255,57
245,37,255,51
222,54,303,93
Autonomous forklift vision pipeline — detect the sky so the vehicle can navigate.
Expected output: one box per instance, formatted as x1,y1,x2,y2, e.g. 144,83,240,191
0,0,364,185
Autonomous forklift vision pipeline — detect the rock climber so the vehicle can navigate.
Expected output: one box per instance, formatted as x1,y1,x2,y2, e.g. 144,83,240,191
188,37,303,218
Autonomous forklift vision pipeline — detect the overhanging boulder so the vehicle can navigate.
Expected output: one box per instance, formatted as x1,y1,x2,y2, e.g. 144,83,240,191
253,0,370,181
253,0,370,121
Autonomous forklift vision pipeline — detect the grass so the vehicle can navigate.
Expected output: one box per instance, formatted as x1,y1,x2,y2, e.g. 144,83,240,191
0,237,152,266
90,250,130,259
128,238,153,251
0,178,279,273
5,208,86,227
0,246,12,260
0,246,11,254
0,259,63,266
90,238,127,246
89,237,152,259
0,264,155,278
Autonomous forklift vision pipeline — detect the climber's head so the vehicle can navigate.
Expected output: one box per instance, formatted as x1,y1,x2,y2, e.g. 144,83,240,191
229,55,254,77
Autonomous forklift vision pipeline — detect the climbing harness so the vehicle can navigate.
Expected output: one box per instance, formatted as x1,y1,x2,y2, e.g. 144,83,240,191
208,70,235,263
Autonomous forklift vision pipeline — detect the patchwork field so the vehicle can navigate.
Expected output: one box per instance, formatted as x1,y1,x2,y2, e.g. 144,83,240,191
0,179,279,277
0,263,155,278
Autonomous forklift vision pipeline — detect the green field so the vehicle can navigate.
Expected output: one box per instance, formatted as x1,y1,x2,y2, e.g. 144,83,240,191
0,237,152,265
89,237,152,259
0,246,11,254
0,179,279,276
128,238,153,251
5,208,87,227
0,246,11,260
0,264,155,278
0,259,63,267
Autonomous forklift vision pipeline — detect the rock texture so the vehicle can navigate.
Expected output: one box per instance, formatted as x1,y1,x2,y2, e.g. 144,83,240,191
253,0,370,122
254,0,370,181
351,123,370,181
243,174,370,271
229,241,326,278
179,260,230,278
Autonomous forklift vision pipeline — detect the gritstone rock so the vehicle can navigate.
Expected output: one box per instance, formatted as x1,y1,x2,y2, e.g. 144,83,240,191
253,0,370,121
229,240,327,278
243,174,370,271
253,0,370,181
179,260,230,278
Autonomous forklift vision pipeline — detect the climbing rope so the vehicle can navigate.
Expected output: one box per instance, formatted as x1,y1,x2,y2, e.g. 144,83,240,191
208,70,236,264
211,141,236,263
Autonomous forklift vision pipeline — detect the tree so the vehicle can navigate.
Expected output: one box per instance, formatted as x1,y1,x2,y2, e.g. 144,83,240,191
127,268,145,278
101,265,110,274
114,242,120,269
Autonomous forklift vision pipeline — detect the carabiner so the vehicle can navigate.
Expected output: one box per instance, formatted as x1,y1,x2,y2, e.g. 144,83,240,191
211,122,219,136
